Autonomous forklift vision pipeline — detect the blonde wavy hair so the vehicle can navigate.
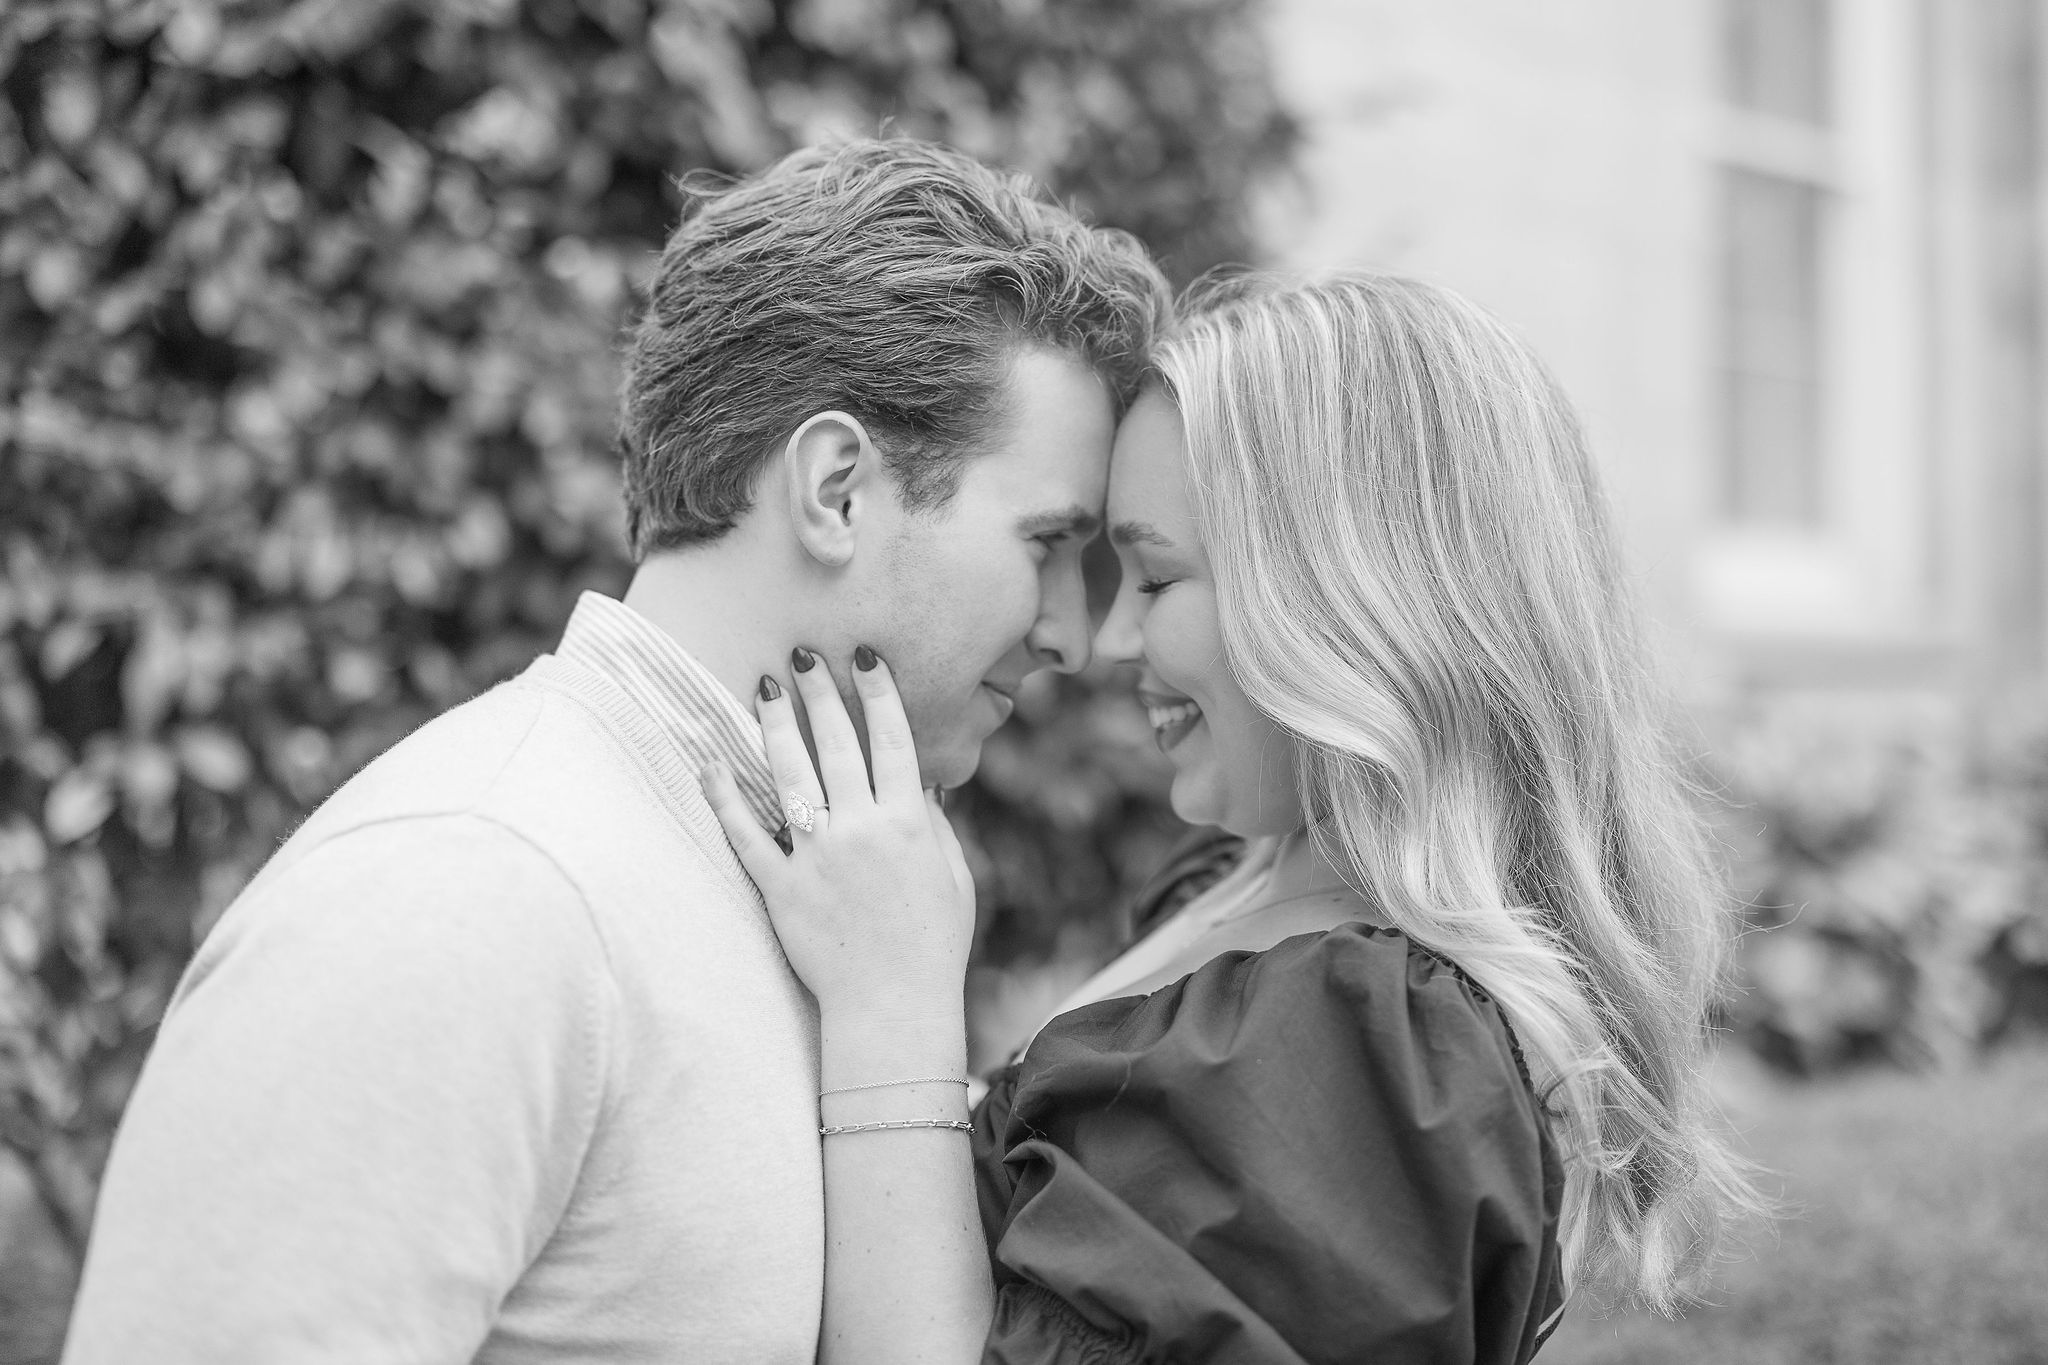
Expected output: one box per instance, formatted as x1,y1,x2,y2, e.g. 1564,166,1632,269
1154,271,1756,1311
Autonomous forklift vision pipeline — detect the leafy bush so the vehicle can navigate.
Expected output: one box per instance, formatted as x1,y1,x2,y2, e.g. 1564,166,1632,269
1712,698,2048,1073
0,0,1294,1286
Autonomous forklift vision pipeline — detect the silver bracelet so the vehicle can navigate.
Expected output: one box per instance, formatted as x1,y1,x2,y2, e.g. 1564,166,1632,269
819,1076,969,1098
818,1118,974,1138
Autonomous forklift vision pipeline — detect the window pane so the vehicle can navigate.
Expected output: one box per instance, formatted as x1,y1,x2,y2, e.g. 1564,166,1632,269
1724,0,1831,124
1720,167,1823,524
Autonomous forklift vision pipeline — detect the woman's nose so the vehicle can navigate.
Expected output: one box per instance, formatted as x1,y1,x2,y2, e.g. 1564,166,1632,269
1093,583,1143,667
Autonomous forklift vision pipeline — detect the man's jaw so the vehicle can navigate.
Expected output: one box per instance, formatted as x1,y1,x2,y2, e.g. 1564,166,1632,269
914,680,1022,791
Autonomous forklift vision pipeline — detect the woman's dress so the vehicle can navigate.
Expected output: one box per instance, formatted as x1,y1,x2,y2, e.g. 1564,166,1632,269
968,839,1567,1364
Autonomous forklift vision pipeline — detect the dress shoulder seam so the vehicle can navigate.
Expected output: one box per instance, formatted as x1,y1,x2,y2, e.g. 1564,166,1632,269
1320,920,1541,1094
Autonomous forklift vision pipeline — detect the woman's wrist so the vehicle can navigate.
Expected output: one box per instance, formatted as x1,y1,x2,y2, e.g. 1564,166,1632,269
817,1003,968,1094
818,1078,971,1130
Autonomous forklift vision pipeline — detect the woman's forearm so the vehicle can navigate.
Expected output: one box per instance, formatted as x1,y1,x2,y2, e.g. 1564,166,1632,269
816,1007,993,1365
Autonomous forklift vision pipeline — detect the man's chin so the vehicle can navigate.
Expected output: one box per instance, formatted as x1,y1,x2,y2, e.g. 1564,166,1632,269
919,739,985,793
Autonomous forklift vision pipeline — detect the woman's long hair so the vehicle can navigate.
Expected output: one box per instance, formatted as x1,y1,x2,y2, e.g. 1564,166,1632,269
1155,272,1756,1311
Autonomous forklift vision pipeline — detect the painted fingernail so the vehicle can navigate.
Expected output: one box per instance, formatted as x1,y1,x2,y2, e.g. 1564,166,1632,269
854,644,878,672
791,646,815,673
758,675,782,701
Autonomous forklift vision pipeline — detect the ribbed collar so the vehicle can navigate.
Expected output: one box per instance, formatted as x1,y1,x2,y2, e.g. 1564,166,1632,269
551,591,781,833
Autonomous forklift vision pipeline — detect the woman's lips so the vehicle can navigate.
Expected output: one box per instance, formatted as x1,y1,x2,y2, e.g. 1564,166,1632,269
1143,697,1203,753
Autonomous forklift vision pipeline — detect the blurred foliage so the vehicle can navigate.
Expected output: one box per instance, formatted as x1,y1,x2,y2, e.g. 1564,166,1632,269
1713,699,2048,1075
0,0,1294,1280
1544,1044,2048,1363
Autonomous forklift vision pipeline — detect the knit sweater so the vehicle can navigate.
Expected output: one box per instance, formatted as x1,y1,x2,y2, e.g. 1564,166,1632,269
62,595,822,1364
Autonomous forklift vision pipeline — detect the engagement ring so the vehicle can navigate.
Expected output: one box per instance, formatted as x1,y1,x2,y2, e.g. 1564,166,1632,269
783,792,824,833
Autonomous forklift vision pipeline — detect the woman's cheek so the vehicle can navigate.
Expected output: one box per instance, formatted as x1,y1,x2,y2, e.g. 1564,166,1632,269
1149,593,1210,695
1168,756,1227,828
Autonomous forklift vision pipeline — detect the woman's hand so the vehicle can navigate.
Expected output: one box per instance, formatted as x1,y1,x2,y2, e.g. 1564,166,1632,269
708,648,993,1364
702,646,976,1027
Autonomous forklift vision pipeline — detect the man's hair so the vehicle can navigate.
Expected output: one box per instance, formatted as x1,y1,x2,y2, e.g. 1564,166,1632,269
618,139,1172,555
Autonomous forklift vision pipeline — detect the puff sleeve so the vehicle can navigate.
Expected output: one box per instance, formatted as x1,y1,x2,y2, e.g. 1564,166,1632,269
970,923,1565,1365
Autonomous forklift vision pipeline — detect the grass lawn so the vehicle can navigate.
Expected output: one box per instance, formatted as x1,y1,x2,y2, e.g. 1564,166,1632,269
1543,1042,2048,1365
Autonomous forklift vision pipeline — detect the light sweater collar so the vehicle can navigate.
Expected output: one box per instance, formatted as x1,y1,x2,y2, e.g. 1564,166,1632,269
554,592,781,832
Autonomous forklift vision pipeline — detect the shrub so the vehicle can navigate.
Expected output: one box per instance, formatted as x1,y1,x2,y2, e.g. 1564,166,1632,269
1712,698,2048,1073
0,0,1293,1276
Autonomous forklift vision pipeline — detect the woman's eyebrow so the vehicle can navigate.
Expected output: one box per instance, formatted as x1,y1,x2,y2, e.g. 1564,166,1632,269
1109,519,1173,549
1016,506,1103,539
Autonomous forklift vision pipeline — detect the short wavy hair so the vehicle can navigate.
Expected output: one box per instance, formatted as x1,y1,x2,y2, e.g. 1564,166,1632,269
618,139,1172,555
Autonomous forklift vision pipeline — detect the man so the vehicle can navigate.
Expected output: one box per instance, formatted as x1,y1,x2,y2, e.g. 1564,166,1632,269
61,139,1169,1363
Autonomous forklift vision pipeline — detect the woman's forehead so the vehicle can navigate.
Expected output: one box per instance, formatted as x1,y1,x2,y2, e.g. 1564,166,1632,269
1107,393,1191,523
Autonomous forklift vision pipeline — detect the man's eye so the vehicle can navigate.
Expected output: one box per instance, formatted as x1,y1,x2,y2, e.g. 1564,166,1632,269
1035,533,1068,551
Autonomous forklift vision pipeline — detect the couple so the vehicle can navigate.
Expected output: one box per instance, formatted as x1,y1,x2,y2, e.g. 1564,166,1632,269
62,139,1745,1363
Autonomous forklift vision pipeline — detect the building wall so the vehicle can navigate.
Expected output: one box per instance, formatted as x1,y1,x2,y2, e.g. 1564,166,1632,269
1260,0,2047,702
1958,0,2048,688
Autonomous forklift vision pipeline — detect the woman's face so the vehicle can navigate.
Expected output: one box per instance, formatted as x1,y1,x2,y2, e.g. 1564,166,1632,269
1095,391,1304,837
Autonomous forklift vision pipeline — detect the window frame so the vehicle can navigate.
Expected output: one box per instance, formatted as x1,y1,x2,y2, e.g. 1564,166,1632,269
1692,0,1936,648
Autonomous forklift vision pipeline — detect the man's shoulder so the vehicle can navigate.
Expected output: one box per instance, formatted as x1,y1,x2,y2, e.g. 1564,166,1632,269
284,665,660,846
233,675,596,905
312,674,555,823
238,661,743,938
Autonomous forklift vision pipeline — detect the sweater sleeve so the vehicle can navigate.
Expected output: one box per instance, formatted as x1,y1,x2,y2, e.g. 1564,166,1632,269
61,814,618,1365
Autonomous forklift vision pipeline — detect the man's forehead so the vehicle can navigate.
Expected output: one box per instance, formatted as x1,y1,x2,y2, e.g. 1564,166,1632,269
996,349,1117,440
973,351,1115,512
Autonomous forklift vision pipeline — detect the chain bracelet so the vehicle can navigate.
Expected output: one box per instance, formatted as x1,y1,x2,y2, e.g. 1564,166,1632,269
819,1077,970,1098
818,1118,975,1138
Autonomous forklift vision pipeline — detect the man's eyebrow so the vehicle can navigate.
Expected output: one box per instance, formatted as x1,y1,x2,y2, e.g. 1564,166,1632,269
1017,505,1103,538
1109,519,1173,549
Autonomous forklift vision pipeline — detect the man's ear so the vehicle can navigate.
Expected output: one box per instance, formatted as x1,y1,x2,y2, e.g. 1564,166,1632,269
782,410,879,568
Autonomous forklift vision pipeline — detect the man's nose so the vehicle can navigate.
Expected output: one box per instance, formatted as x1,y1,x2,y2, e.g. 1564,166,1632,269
1028,563,1093,675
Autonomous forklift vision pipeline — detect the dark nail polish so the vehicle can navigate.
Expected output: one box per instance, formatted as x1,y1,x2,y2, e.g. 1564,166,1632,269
758,674,782,701
854,644,878,672
791,646,815,673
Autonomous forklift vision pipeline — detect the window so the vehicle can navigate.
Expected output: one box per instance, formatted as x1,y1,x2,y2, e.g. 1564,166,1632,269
1720,168,1824,522
1717,0,1832,525
1694,0,1937,646
1723,0,1831,124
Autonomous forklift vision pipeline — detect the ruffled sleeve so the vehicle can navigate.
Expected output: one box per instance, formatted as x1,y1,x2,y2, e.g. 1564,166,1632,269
970,922,1565,1365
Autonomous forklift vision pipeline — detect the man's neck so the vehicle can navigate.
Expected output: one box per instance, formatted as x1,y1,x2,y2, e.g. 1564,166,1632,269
620,536,798,710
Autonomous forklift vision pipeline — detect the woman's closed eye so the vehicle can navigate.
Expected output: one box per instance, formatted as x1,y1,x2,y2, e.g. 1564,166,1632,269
1137,577,1176,595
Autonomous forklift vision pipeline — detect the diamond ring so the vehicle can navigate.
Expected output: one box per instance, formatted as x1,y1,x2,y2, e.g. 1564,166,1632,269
783,792,826,833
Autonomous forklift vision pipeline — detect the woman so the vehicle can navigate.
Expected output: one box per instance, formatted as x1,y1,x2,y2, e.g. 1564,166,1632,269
703,273,1753,1363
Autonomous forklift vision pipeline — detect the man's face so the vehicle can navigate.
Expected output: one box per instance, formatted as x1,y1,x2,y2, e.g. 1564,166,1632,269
845,349,1115,788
